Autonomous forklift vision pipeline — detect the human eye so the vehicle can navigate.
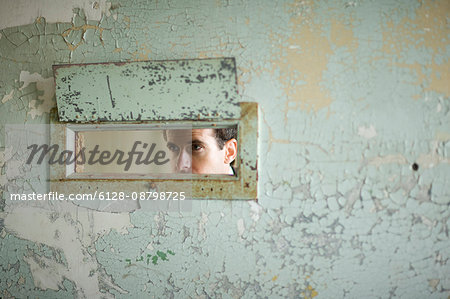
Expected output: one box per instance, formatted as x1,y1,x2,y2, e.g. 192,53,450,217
167,143,179,153
192,143,203,152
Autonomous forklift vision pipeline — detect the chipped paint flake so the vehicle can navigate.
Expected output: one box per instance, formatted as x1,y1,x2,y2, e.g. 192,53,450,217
1,89,14,103
428,279,440,290
23,254,67,291
4,204,131,297
1,0,449,298
53,58,241,122
0,0,111,30
19,71,55,119
237,218,245,238
271,2,337,113
368,154,409,167
381,0,450,97
358,125,377,139
249,201,263,222
198,212,208,240
416,140,450,168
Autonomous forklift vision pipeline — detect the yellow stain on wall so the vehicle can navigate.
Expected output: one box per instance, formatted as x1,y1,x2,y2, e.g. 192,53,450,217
272,275,278,281
330,17,358,53
273,21,333,113
198,51,222,59
237,63,265,91
306,285,318,298
271,2,357,114
129,42,152,61
382,0,449,97
435,131,450,142
123,15,131,29
61,24,105,51
17,276,25,285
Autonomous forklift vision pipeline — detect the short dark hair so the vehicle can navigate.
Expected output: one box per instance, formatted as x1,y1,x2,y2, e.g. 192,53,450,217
162,127,237,149
214,127,237,149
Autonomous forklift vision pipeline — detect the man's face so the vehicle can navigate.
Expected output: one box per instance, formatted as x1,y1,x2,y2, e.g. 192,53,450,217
165,129,235,174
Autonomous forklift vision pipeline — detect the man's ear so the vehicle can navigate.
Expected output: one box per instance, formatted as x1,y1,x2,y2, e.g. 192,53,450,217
224,138,237,164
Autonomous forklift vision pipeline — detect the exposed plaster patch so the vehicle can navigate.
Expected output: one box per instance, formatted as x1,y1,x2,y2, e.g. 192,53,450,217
330,18,358,52
271,3,359,114
1,89,14,104
381,0,450,97
2,290,13,298
435,131,450,142
19,72,44,91
90,211,132,236
271,4,334,113
358,125,377,139
416,140,450,168
237,218,245,238
129,42,153,61
262,105,329,153
19,71,55,119
301,284,318,298
249,201,263,222
0,0,112,30
428,278,440,291
61,22,106,51
344,181,364,214
3,204,131,297
5,159,26,180
368,154,408,167
419,215,436,229
23,254,68,291
236,64,263,91
198,212,208,240
0,0,449,297
153,213,168,236
17,276,25,285
0,150,5,168
1,145,31,191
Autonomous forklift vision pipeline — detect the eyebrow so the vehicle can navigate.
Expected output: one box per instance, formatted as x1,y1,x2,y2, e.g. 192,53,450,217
166,142,179,148
192,139,206,145
167,140,205,148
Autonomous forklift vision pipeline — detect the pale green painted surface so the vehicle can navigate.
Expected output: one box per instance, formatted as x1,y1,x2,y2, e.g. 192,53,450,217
54,58,240,122
0,0,449,298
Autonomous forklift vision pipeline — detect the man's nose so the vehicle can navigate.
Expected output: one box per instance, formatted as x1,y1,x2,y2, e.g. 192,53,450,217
177,149,192,173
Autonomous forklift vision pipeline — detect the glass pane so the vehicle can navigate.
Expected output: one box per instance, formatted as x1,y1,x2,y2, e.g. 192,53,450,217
75,126,238,176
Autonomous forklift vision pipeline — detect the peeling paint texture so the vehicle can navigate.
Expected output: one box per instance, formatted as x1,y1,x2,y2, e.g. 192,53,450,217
53,58,240,121
0,0,449,298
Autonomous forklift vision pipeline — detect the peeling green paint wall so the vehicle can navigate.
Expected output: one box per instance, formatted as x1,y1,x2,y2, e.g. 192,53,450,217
0,0,449,298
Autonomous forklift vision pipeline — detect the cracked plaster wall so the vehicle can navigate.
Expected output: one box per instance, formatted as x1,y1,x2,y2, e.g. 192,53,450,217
0,0,449,298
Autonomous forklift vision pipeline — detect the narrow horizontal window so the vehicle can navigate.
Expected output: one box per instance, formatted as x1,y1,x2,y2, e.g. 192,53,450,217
65,123,239,180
